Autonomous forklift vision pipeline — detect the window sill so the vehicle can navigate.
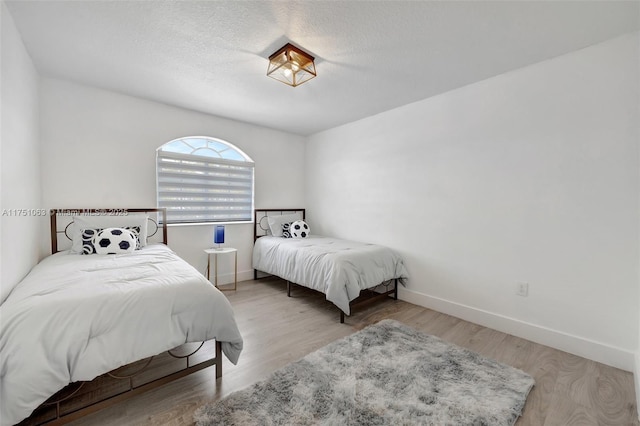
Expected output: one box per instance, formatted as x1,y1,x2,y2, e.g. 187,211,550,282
166,221,253,227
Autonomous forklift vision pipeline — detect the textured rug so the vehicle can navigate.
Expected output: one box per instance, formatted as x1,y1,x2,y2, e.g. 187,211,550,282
195,319,534,425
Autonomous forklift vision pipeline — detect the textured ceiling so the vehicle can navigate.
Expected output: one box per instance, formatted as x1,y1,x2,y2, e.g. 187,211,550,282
5,1,639,135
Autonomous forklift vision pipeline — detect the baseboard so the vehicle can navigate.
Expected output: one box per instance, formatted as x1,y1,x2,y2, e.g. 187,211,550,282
213,269,255,286
399,288,634,371
635,352,640,420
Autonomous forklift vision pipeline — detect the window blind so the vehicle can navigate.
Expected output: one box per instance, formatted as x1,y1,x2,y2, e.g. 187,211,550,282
157,150,254,223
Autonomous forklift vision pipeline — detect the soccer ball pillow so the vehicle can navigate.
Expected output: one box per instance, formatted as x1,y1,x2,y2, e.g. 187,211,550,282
94,227,137,255
290,220,310,238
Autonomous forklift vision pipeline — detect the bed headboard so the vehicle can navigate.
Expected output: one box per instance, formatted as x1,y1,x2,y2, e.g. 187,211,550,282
50,208,168,254
254,208,305,242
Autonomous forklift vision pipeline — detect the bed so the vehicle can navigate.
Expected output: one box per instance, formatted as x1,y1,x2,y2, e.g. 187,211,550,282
1,208,243,426
253,209,408,322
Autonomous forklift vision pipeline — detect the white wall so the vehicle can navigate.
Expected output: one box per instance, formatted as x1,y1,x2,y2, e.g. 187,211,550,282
306,33,639,371
636,58,640,417
39,78,305,282
6,5,638,375
0,2,44,304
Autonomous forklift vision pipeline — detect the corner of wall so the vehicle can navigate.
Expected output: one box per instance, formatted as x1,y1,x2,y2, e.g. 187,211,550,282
1,1,44,303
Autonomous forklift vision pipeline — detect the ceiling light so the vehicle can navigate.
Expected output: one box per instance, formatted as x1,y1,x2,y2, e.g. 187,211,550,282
267,43,316,87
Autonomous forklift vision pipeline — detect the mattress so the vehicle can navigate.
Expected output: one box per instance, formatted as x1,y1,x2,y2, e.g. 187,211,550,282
252,235,408,314
0,244,243,426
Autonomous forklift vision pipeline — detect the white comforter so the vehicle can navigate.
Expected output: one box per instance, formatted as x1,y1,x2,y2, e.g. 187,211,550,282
253,236,408,315
0,244,243,426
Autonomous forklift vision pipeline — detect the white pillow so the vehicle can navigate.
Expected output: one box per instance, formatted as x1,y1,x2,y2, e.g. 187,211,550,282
71,214,148,254
268,213,303,237
93,228,137,255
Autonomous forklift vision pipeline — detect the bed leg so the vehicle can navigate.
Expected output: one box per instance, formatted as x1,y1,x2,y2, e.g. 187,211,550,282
254,269,257,280
287,281,291,297
215,340,222,379
340,311,345,324
394,278,398,300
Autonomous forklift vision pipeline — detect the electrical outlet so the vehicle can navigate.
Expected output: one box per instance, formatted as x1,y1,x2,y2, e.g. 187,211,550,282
516,282,529,297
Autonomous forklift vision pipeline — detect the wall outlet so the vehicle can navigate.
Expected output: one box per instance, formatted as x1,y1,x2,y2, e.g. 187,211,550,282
516,282,529,297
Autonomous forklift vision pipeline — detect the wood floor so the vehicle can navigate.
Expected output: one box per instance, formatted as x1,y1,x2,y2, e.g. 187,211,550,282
67,277,638,426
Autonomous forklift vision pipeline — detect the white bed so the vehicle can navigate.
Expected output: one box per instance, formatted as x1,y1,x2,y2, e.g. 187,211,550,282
253,235,408,315
0,209,243,425
252,209,408,322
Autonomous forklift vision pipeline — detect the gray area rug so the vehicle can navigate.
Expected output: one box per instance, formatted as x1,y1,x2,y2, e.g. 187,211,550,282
195,319,534,425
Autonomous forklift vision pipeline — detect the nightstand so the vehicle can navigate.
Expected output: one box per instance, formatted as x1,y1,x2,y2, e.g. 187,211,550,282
204,248,237,291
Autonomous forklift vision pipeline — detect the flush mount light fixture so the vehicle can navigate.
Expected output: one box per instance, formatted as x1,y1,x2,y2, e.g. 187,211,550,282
267,43,316,87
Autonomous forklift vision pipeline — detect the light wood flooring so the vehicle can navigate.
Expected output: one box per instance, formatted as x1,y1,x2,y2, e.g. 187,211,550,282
68,277,638,425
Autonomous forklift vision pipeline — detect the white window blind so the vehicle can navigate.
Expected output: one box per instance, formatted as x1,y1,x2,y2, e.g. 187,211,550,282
156,137,254,224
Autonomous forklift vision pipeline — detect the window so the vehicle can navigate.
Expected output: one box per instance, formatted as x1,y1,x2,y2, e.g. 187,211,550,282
156,136,254,224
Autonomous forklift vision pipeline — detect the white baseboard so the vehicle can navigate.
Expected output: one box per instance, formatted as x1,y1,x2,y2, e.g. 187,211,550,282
399,288,634,371
212,269,255,286
635,353,640,420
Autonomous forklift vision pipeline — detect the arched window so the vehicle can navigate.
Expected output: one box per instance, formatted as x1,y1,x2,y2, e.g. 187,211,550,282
156,136,254,224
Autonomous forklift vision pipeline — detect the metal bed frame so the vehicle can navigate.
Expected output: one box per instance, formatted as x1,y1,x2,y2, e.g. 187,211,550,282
253,208,399,323
20,208,223,425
